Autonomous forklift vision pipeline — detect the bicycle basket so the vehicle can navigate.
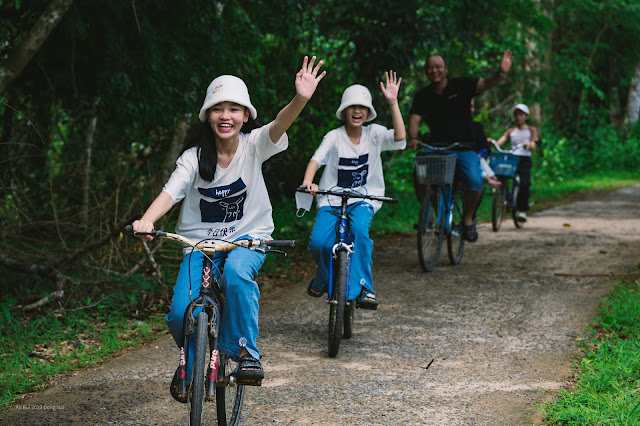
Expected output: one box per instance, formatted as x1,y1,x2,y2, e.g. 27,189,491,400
414,153,457,185
490,153,519,177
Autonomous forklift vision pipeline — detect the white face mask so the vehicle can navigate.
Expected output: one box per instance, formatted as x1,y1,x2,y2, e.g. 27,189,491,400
295,191,314,217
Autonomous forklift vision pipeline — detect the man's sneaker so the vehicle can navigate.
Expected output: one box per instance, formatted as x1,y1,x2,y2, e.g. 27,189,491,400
515,211,527,222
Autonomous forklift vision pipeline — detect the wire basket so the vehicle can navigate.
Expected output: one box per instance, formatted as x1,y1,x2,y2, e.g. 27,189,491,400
414,153,457,185
490,153,520,177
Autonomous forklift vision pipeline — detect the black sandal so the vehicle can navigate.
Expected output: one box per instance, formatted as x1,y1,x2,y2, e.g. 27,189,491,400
170,367,189,403
232,354,264,386
462,225,478,242
356,289,378,310
306,279,326,298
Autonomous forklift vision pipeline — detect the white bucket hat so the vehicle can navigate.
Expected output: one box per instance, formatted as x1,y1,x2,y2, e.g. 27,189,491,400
199,75,257,122
335,84,377,122
513,103,530,115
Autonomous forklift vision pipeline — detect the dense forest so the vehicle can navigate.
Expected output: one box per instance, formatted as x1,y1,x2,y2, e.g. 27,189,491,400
2,0,640,307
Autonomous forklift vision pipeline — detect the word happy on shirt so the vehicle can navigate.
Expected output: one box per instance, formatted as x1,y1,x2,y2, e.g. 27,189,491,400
198,178,247,236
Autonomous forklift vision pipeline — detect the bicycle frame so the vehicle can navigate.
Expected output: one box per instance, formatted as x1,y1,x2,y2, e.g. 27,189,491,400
177,254,225,402
326,196,354,302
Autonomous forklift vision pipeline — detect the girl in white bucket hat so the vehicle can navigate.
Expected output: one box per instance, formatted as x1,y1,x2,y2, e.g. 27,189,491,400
492,103,539,222
132,56,325,394
300,71,406,309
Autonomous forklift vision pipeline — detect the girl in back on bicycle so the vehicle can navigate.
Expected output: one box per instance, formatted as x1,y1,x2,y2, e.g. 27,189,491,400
132,56,325,397
300,71,406,309
492,103,538,222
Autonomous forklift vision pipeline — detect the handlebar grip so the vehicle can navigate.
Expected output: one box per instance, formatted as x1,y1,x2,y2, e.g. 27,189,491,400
384,197,399,204
264,239,296,248
296,186,310,193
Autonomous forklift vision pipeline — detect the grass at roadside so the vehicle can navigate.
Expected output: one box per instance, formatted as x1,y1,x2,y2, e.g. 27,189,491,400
1,172,639,409
540,274,640,424
0,273,167,408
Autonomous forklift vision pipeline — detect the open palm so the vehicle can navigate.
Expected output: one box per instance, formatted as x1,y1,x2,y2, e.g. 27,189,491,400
296,56,326,100
380,70,402,103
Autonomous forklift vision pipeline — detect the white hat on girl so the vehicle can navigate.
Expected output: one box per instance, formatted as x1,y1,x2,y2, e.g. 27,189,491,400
336,84,377,122
513,103,530,115
199,75,258,122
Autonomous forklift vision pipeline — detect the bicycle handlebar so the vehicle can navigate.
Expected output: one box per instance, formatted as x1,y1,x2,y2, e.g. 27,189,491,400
418,142,462,151
489,139,525,154
296,187,398,204
125,225,295,253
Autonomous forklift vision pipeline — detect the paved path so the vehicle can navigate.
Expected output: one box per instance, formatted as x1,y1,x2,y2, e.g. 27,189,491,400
2,185,639,425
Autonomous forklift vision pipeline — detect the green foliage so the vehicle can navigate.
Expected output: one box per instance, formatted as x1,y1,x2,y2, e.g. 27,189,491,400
542,277,640,425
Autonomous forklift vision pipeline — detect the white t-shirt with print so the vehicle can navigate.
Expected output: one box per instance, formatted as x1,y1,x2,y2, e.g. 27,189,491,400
162,123,287,250
312,124,406,212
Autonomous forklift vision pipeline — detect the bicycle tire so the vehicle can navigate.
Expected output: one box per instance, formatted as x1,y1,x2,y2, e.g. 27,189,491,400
215,353,245,426
189,311,208,426
417,188,443,272
343,299,354,339
447,186,465,265
491,179,505,232
512,178,523,229
328,249,348,357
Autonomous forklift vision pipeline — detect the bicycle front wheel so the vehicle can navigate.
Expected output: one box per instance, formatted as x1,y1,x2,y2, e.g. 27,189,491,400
215,353,245,426
491,179,506,232
328,249,348,357
417,188,443,272
447,186,465,265
512,178,523,229
189,311,208,426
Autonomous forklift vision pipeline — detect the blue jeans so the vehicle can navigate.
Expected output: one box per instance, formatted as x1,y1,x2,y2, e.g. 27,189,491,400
308,202,375,301
166,236,265,377
450,150,483,191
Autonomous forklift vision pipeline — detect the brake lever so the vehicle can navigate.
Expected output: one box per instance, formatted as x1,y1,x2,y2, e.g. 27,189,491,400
268,249,287,257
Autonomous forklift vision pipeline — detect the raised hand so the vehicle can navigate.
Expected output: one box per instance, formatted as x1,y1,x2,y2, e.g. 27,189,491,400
499,50,514,74
295,56,326,101
380,70,402,104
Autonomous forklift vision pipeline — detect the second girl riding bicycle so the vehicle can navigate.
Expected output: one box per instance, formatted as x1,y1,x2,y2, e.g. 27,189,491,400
300,71,406,309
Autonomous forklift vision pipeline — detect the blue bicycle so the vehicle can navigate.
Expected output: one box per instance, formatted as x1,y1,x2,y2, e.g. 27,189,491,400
297,187,397,357
489,140,524,232
414,142,465,272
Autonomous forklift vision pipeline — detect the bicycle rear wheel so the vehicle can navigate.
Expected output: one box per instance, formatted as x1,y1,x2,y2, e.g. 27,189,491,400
189,311,208,426
491,178,506,232
512,178,523,229
328,249,348,357
447,186,465,265
343,299,354,339
215,353,245,426
417,187,443,272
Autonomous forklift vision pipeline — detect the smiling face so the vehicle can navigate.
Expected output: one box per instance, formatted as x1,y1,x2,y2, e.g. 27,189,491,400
513,109,528,126
207,101,249,142
425,55,448,84
343,105,369,128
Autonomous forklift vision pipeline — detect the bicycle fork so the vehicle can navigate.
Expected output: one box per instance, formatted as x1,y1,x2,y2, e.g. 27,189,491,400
175,258,222,402
327,216,353,304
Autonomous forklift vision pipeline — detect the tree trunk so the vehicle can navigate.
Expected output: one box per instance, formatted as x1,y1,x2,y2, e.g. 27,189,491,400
81,111,98,229
0,0,74,92
163,113,192,181
624,61,640,131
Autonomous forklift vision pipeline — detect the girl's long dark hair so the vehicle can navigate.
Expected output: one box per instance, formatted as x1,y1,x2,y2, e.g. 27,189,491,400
194,116,264,182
